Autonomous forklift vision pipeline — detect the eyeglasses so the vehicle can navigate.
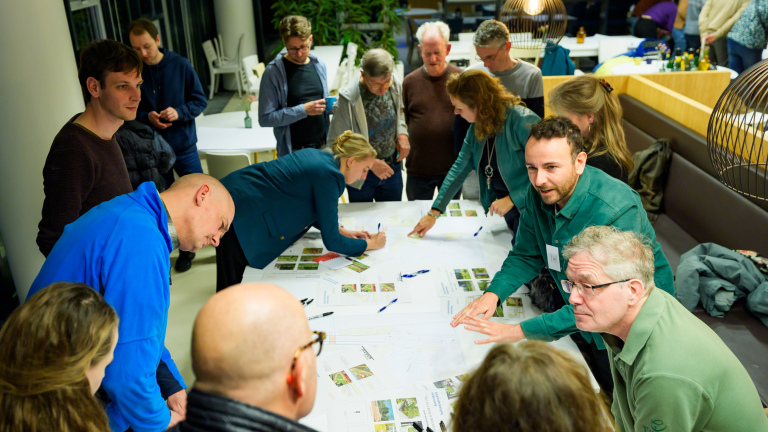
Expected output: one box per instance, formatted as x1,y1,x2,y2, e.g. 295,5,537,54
290,331,326,372
364,74,394,91
561,279,631,296
286,44,311,54
475,44,506,62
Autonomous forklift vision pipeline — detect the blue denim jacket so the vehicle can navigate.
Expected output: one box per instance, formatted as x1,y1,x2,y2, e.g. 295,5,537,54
258,53,330,157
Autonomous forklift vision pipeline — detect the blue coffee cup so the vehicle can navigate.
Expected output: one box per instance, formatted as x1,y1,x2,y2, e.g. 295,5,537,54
325,96,337,112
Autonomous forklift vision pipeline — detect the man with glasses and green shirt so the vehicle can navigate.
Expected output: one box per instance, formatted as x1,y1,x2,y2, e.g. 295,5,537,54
563,226,768,431
260,15,330,157
450,116,674,399
170,282,324,432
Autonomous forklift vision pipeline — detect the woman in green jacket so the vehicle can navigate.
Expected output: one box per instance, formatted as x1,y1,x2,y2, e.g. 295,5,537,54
409,69,540,239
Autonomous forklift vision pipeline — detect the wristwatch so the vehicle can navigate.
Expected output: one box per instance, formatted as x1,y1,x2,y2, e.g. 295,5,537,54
426,209,440,219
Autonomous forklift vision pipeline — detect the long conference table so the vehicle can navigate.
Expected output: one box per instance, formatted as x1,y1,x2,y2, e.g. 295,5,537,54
241,200,598,431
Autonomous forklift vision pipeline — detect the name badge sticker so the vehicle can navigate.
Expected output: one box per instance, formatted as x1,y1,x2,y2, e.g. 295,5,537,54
546,244,561,272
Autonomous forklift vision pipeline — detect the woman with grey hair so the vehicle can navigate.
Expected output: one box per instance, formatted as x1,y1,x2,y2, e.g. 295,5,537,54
327,48,410,202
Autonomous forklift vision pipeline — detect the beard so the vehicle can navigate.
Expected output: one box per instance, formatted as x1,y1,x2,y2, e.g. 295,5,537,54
536,170,579,207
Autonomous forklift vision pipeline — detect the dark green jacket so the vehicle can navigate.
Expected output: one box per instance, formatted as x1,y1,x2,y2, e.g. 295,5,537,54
488,166,675,349
221,149,366,268
431,105,540,214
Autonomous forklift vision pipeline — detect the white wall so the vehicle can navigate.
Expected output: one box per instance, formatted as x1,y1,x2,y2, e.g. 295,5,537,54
0,2,84,300
213,0,257,91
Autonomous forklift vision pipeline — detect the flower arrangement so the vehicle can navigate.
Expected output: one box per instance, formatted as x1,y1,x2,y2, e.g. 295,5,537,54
243,94,257,112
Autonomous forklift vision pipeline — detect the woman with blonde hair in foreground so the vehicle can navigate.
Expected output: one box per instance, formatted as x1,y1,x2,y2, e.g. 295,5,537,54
548,75,633,182
0,282,119,432
452,340,613,432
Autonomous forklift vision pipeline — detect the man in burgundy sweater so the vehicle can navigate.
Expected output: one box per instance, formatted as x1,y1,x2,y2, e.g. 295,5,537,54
403,21,463,201
37,40,143,257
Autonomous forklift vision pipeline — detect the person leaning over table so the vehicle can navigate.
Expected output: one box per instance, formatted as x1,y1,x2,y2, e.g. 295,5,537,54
216,131,387,291
408,69,540,241
564,226,768,431
548,75,633,183
327,48,410,203
449,116,674,400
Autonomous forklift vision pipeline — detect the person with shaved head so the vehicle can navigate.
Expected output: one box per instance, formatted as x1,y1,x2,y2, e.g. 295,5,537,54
169,283,322,431
29,174,235,432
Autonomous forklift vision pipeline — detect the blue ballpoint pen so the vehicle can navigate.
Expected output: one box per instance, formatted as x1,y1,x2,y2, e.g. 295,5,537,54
402,270,430,278
377,298,398,313
474,226,483,236
378,223,381,233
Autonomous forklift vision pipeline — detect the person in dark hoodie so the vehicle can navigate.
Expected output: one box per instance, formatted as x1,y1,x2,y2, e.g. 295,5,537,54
128,17,208,272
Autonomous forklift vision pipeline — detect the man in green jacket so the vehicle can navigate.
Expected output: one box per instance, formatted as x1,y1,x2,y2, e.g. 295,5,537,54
563,226,768,431
450,116,674,397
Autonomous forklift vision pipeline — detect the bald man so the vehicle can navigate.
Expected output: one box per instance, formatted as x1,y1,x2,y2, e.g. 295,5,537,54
170,283,321,432
30,174,235,432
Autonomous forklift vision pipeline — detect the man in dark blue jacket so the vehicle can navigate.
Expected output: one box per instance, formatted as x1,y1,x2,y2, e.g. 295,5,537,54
129,17,208,272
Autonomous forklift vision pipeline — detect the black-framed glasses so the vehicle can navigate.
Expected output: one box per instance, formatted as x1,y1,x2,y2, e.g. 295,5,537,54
286,44,311,54
291,331,326,371
475,43,506,62
561,279,631,296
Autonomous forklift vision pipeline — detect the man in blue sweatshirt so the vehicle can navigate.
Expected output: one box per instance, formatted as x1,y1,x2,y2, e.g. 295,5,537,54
129,17,208,272
29,174,235,432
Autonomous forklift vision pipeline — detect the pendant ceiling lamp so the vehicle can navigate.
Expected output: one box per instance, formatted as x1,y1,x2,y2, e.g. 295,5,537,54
708,60,768,201
500,0,567,50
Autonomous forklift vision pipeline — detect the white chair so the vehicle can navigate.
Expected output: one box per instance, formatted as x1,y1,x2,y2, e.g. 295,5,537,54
346,42,358,79
205,152,253,180
242,54,263,95
332,58,348,92
511,47,543,67
202,38,243,100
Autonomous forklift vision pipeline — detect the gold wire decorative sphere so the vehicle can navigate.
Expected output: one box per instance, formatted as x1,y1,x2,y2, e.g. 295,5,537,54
708,59,768,201
500,0,567,50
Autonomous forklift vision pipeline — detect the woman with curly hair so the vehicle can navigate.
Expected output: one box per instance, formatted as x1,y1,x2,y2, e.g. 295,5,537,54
409,69,540,239
0,282,119,432
548,75,634,182
452,341,613,432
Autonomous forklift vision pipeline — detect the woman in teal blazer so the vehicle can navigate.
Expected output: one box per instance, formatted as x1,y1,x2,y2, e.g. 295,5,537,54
217,131,387,291
409,70,540,240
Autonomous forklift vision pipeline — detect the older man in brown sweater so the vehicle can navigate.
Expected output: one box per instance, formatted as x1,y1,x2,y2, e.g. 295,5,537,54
402,21,463,201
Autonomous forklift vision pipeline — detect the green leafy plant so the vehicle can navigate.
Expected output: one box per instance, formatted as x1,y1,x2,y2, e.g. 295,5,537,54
270,0,402,64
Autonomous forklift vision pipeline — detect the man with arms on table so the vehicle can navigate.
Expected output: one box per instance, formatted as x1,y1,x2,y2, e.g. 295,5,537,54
451,116,674,399
259,15,330,156
37,40,141,257
563,226,768,431
169,282,321,432
403,21,463,201
129,17,208,272
28,174,235,432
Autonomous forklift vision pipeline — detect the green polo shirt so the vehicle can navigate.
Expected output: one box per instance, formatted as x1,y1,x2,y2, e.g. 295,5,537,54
488,166,674,349
603,289,768,432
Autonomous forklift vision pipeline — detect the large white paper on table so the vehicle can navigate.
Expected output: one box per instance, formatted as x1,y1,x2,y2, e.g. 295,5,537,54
327,389,452,432
263,243,327,277
317,274,410,306
315,346,401,405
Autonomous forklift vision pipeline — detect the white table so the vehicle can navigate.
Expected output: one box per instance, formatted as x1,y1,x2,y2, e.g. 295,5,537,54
447,34,644,66
195,111,276,154
609,61,738,79
242,200,598,431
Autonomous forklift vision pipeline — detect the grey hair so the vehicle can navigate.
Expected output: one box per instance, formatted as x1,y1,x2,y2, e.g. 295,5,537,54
416,21,450,45
562,226,656,295
473,19,509,47
360,48,395,78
